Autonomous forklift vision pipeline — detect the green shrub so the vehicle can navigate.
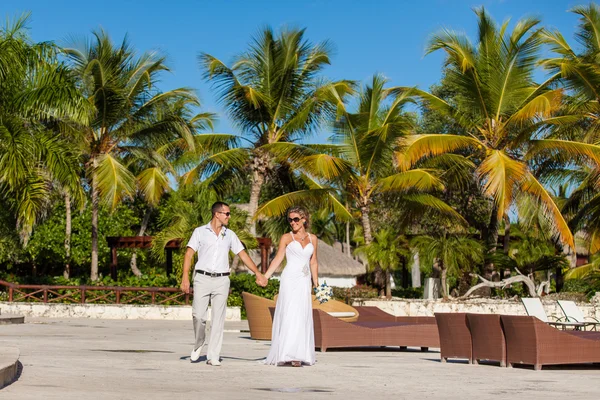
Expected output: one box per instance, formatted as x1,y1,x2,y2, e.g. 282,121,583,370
562,279,593,294
332,285,378,304
229,273,280,300
391,286,423,299
228,273,280,319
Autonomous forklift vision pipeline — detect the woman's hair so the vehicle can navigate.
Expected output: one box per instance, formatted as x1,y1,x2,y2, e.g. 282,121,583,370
287,206,310,230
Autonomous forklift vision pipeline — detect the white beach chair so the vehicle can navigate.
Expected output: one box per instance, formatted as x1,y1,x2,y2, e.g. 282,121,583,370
557,300,599,331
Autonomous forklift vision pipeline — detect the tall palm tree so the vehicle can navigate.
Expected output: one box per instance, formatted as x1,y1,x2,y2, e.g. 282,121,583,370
541,4,600,255
64,30,202,280
198,26,353,234
398,8,579,276
0,14,89,241
256,74,464,245
539,4,600,279
126,100,216,276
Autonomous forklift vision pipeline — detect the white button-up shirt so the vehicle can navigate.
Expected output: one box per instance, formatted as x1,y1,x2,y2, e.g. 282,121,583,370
186,223,245,273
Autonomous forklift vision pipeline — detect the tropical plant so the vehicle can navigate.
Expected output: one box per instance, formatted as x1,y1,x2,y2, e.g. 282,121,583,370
0,14,89,240
64,30,206,280
355,228,409,298
540,4,600,272
197,26,354,234
256,74,464,244
398,7,580,283
411,234,484,298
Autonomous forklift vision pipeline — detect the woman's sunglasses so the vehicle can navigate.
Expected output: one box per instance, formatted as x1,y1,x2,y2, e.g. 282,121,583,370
288,217,302,223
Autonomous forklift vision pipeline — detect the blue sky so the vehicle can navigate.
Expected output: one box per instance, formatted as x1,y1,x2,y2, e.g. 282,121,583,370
3,0,582,141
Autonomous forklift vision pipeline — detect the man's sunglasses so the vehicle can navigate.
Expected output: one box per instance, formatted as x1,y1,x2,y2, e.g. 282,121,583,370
288,217,302,223
218,211,231,217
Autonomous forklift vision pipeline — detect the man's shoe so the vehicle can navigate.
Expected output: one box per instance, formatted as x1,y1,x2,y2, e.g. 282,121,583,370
206,359,221,366
190,345,204,362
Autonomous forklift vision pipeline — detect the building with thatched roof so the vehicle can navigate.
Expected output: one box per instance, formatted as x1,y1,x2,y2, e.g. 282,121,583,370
233,239,366,288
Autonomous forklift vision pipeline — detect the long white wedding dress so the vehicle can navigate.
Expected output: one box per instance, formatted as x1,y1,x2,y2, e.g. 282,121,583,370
264,232,316,366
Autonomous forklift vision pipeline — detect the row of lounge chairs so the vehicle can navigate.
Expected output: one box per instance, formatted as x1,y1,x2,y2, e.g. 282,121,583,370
242,292,600,370
437,312,600,370
242,292,439,351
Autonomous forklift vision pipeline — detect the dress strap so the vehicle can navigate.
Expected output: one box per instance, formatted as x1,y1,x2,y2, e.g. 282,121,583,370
307,233,312,246
290,232,297,243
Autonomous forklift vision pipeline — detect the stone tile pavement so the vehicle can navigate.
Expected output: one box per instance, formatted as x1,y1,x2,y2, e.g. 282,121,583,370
1,317,600,399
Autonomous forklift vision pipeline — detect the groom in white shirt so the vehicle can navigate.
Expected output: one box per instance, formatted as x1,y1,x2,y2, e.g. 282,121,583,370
180,202,267,366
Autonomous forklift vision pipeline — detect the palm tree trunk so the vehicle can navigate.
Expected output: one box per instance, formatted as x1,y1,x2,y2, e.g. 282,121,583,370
345,220,351,257
247,156,267,236
129,208,151,277
385,271,392,299
360,204,384,295
501,215,510,280
360,205,373,245
411,251,421,288
482,204,499,286
63,192,72,279
503,214,510,254
441,267,449,298
91,165,99,281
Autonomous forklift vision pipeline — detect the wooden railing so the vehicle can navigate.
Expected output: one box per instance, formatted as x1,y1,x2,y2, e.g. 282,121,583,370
0,280,192,306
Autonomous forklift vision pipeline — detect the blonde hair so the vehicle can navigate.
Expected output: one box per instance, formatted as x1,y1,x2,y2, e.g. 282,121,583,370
287,206,310,230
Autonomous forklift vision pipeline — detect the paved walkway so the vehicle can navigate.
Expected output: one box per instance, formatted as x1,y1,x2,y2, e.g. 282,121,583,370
1,318,600,399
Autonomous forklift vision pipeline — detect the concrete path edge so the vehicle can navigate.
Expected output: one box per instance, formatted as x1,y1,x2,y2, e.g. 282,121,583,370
0,347,19,389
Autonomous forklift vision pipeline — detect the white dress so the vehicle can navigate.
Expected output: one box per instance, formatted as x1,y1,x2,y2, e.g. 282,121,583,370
264,232,316,366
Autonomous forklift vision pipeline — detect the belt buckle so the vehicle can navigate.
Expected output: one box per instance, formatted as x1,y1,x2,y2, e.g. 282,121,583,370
210,272,218,278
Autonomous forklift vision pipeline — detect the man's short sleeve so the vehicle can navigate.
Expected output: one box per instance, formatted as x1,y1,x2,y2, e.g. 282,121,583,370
229,231,245,255
186,228,201,252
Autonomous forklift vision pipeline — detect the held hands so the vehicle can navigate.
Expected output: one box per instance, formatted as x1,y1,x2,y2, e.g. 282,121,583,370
255,273,268,287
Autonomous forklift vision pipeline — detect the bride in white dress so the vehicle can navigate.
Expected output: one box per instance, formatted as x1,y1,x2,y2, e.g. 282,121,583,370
262,206,318,367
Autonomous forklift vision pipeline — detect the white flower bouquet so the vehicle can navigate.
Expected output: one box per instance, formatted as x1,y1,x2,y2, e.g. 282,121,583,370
314,282,333,304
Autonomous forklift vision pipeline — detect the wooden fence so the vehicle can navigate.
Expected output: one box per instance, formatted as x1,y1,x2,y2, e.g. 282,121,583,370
0,279,192,306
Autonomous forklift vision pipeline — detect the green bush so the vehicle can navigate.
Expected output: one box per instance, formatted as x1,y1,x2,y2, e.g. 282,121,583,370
228,273,280,319
391,286,423,299
562,279,593,294
332,285,378,304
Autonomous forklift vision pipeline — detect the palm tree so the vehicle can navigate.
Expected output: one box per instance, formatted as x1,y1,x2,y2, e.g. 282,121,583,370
64,30,202,280
256,74,464,245
125,100,215,276
198,26,353,234
0,14,89,241
398,8,579,280
540,4,600,270
411,234,484,298
356,228,409,298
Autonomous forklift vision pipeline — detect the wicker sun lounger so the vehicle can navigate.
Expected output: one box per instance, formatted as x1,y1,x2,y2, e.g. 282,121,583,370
274,294,360,322
313,309,440,352
354,306,436,325
435,313,473,363
242,292,276,340
466,313,506,367
501,315,600,370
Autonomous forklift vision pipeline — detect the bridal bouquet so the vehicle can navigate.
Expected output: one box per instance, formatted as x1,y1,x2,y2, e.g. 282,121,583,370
314,282,333,304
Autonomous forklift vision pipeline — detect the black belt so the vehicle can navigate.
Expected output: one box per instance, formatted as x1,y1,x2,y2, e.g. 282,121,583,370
196,270,230,277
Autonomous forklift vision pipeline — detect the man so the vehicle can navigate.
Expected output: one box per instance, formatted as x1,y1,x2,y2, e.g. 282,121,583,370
181,201,267,366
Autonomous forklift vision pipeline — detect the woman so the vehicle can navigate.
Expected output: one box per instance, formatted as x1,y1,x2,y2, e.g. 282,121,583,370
262,206,319,367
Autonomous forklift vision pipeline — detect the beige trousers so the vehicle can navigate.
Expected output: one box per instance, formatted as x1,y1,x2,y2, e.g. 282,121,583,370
192,273,230,362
